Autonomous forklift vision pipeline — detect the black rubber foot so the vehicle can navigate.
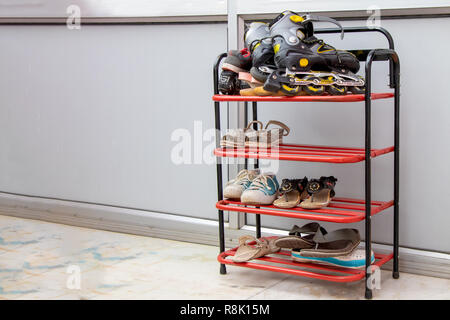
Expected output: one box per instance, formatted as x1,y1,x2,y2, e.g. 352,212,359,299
393,271,400,279
220,264,227,275
365,289,373,300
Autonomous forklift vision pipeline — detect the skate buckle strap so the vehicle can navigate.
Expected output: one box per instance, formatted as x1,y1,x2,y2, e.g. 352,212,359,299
302,14,344,40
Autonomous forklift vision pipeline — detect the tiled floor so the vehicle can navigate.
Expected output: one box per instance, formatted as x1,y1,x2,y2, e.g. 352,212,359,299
0,215,449,300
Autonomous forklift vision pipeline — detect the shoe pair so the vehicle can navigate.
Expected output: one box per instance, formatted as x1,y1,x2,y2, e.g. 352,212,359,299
275,222,372,269
273,176,337,209
220,120,290,149
223,169,279,205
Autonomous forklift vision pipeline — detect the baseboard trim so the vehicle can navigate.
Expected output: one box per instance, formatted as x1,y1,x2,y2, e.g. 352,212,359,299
0,192,448,279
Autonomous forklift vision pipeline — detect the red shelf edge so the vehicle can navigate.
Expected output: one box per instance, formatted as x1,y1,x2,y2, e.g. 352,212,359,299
216,198,393,223
214,144,394,163
213,92,394,102
218,248,393,283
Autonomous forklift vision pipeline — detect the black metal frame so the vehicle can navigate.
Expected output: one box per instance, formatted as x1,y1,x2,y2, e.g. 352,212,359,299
213,26,400,299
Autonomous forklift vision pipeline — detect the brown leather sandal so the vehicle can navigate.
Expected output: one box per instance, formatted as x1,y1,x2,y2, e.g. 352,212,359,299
274,222,327,249
300,176,337,210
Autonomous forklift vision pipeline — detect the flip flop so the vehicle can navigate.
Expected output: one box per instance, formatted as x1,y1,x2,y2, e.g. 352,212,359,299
300,176,338,210
297,227,361,258
292,249,375,269
274,222,327,249
231,235,280,263
273,177,308,208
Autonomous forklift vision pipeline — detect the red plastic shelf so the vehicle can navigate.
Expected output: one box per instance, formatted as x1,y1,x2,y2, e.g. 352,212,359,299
218,244,393,283
214,143,394,163
213,93,394,102
216,197,394,223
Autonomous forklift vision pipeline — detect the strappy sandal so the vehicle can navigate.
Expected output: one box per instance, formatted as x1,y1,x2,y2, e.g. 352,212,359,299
294,227,361,258
245,120,290,148
273,177,308,208
231,235,280,263
220,120,263,148
299,176,338,210
274,222,327,249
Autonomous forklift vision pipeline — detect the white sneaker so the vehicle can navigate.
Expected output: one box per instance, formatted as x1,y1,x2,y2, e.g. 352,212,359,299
241,174,279,205
223,169,260,200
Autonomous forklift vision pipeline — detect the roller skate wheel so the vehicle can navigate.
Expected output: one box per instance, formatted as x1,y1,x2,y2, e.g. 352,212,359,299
303,76,325,96
327,84,347,96
350,86,365,94
281,84,300,96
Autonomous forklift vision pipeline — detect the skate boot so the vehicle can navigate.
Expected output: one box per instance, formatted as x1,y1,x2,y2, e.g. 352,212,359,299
244,22,277,84
263,11,365,96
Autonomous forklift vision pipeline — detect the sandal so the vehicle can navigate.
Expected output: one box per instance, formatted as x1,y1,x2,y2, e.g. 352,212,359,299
296,227,361,258
299,176,337,210
220,120,263,148
245,120,290,148
273,177,308,208
231,235,280,263
274,222,327,249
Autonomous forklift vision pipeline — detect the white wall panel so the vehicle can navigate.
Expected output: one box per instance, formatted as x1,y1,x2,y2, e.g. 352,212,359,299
0,0,227,18
236,0,450,16
0,23,228,220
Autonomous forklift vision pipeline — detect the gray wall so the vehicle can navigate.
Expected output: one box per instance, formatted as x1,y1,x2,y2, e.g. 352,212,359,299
247,17,450,253
0,17,448,253
0,23,227,220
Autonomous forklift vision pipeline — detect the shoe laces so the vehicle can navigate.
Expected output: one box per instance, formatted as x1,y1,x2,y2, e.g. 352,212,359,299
229,169,252,186
249,174,275,191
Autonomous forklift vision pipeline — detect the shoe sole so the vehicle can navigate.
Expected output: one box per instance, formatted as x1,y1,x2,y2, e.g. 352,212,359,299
291,252,375,269
222,63,247,74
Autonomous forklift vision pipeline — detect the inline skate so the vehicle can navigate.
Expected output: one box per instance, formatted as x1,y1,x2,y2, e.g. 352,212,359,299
263,11,365,96
244,22,276,84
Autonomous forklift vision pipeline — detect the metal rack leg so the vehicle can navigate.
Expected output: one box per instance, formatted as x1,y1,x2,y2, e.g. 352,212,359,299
252,101,262,239
218,208,227,275
244,102,248,169
215,100,226,275
364,68,373,300
393,62,401,280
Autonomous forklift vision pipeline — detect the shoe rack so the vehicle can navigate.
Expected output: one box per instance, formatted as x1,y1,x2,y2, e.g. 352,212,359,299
213,26,400,299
